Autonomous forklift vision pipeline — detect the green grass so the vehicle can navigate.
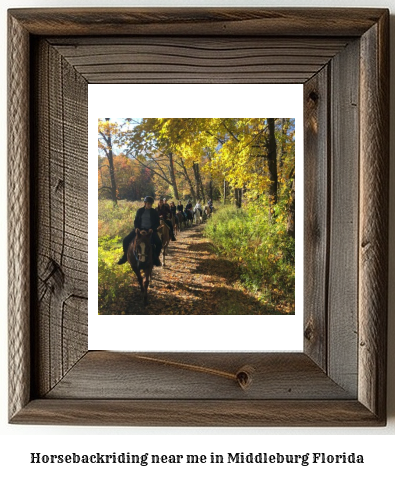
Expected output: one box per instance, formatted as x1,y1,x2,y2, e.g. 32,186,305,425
204,201,295,313
97,199,295,315
98,200,141,314
98,199,140,239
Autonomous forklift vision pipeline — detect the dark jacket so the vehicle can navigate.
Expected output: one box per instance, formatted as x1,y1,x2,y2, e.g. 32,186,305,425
134,207,160,232
157,204,172,219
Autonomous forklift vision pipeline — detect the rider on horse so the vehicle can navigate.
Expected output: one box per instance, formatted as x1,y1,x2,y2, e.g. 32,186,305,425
177,200,184,213
157,198,176,241
184,199,193,221
117,196,162,267
169,201,177,217
194,199,203,217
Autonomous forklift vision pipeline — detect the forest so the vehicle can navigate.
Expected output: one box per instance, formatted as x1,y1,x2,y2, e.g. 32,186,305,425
98,118,296,315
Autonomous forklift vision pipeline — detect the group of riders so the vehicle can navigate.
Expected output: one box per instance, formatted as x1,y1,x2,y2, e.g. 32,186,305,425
117,196,214,267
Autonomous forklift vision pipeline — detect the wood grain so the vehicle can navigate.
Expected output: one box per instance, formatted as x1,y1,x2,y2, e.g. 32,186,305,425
46,352,353,400
8,8,387,37
359,12,389,421
7,7,389,426
49,37,350,84
11,399,384,427
31,39,88,398
327,39,360,396
8,12,31,421
303,67,329,371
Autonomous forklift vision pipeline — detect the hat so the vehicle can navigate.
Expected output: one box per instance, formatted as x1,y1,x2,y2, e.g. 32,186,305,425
144,196,154,204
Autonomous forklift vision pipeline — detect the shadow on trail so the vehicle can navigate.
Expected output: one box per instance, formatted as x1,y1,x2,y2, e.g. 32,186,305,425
124,278,272,315
101,223,278,316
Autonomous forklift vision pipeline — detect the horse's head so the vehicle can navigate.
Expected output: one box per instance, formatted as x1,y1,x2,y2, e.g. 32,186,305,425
134,229,152,263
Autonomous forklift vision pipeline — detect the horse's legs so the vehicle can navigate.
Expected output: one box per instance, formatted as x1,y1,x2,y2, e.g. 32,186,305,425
135,269,144,293
143,273,149,305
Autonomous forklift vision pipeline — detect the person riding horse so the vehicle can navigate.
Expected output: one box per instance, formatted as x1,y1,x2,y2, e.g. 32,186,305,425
157,198,176,241
184,199,193,221
177,200,184,213
169,200,178,234
117,196,162,267
194,200,203,217
207,198,213,213
169,201,177,217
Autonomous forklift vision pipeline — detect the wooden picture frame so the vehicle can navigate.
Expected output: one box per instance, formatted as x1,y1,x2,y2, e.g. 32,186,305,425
8,8,389,426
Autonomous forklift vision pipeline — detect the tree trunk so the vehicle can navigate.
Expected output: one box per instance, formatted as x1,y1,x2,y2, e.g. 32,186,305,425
193,162,205,202
267,118,278,206
235,188,242,208
180,157,197,202
198,168,206,204
287,178,295,239
207,153,214,202
278,118,287,170
107,149,118,205
104,118,118,205
168,152,179,200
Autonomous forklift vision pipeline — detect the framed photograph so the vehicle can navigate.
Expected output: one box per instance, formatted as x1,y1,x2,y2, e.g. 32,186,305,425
8,8,389,426
90,85,303,352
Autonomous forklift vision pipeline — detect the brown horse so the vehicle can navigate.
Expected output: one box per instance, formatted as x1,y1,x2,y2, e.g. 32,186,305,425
185,209,193,227
176,211,185,231
171,214,178,236
157,220,170,267
127,229,153,305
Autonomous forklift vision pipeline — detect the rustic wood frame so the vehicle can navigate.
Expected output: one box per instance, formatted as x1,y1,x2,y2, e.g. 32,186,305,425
8,8,389,426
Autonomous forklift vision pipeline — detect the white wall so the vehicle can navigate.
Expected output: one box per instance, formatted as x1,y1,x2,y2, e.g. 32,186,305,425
1,0,394,475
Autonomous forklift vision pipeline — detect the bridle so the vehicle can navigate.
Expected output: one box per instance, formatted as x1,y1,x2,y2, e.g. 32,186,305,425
134,231,151,263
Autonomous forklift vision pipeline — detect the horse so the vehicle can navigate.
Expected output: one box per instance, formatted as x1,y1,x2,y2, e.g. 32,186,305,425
194,206,202,225
171,213,178,236
176,211,185,231
185,209,193,227
157,219,170,267
204,204,211,219
127,229,153,305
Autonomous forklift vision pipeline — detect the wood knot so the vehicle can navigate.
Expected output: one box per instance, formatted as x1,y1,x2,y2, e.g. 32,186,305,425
308,91,319,103
236,365,255,390
304,322,314,341
361,241,371,250
43,258,65,289
55,178,64,192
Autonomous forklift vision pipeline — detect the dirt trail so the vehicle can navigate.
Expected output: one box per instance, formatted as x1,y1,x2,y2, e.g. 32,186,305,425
125,222,270,315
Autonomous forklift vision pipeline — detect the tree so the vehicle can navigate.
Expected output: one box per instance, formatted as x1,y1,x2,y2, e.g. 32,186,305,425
287,177,295,238
267,118,278,216
175,156,197,202
98,118,118,205
111,118,295,217
168,152,179,200
120,118,181,200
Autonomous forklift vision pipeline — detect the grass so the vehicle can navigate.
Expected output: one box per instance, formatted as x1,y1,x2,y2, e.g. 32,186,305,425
204,201,295,313
97,198,295,315
98,200,141,314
